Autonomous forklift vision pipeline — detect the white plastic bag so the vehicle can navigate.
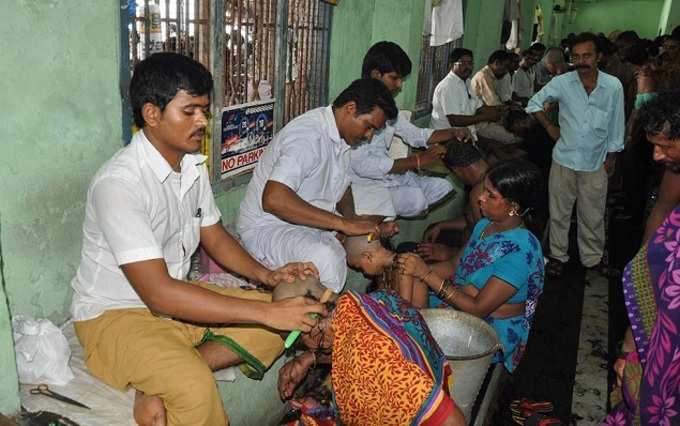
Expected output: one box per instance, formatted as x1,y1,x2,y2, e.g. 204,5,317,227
12,316,74,386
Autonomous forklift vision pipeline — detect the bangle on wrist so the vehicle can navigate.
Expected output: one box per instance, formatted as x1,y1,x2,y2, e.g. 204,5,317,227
416,154,421,171
420,269,434,282
436,277,446,295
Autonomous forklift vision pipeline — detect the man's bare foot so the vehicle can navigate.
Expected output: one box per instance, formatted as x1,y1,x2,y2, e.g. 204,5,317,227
133,390,166,426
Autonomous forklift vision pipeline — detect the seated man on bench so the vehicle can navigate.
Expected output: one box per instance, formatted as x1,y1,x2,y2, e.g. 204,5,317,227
70,52,326,426
274,278,465,426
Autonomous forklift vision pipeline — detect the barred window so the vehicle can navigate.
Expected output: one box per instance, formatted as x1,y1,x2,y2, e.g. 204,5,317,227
414,36,462,116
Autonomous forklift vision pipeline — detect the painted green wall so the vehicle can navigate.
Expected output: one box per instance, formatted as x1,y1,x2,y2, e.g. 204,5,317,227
0,1,122,414
0,227,20,414
463,0,505,71
562,0,664,39
659,0,680,33
328,0,425,110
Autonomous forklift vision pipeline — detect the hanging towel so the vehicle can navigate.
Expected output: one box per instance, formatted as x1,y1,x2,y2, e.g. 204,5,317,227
430,0,464,47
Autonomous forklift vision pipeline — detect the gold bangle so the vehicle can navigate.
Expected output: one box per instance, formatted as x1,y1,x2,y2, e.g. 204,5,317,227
416,154,421,171
436,277,446,296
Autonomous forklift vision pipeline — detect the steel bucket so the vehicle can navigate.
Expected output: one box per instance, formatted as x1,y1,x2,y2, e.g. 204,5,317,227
420,309,501,423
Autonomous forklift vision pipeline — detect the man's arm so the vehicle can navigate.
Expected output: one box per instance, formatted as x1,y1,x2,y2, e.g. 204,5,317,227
446,108,500,127
120,259,326,331
263,181,377,236
608,82,626,154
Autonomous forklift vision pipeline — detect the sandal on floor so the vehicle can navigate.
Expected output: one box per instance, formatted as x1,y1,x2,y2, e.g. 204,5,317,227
510,398,554,416
524,413,562,426
545,259,566,278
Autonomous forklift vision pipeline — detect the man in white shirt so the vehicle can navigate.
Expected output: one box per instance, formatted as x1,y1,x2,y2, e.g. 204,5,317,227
349,41,470,218
238,78,398,292
70,53,326,426
431,48,518,150
497,52,519,104
512,49,539,105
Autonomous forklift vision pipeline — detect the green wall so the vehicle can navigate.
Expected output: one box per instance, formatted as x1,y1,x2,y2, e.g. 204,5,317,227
0,1,122,414
328,0,426,110
463,0,505,71
562,0,664,39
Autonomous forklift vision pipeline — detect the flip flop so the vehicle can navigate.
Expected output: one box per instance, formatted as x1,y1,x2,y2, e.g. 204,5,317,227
524,413,562,426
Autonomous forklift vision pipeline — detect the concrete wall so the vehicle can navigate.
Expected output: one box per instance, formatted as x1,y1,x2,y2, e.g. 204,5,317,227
0,1,122,414
328,0,426,110
659,0,680,33
562,0,664,39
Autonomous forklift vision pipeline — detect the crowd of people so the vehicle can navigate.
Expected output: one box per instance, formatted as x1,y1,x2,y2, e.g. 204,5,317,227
66,22,680,426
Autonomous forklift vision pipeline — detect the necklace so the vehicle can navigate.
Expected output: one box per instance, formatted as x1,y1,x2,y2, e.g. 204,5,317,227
480,221,523,240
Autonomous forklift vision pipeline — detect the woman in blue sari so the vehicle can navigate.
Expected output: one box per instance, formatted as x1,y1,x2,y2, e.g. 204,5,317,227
397,160,545,372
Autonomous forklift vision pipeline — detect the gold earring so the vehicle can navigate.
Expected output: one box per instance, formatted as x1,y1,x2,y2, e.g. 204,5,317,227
508,209,518,217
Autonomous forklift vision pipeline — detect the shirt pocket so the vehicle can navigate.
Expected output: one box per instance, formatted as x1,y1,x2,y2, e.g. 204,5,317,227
588,107,608,139
183,216,202,261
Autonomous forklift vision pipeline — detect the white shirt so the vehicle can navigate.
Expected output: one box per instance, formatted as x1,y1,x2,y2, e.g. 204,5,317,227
497,72,513,103
513,67,535,99
238,106,351,233
430,71,483,138
349,112,433,185
70,131,221,321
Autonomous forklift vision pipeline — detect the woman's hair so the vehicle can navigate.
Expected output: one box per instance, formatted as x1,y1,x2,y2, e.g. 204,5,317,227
486,159,544,237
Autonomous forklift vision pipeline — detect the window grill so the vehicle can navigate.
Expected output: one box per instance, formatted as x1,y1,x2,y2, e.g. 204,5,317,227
414,37,462,115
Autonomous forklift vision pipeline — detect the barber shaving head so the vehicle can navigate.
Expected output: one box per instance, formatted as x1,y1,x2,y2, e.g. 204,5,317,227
344,234,396,277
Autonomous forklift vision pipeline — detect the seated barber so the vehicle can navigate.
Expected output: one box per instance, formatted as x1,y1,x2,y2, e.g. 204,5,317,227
274,279,465,426
238,78,398,292
70,53,327,426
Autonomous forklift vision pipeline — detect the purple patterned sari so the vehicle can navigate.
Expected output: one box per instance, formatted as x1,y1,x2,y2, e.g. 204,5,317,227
603,205,680,425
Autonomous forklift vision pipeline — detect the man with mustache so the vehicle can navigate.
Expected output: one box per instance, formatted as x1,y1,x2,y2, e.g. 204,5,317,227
238,78,399,293
527,32,625,278
70,53,328,426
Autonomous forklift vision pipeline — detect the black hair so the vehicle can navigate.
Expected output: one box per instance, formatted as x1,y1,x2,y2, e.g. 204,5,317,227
486,159,543,237
640,90,680,140
443,141,483,168
529,42,546,53
361,41,412,79
129,52,213,129
504,109,535,134
449,48,474,65
621,42,650,66
332,78,398,120
616,30,641,45
570,32,600,53
488,50,511,65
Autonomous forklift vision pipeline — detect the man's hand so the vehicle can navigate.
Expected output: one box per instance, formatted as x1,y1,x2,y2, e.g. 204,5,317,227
416,242,456,262
340,217,379,236
378,221,400,238
278,352,315,400
395,253,430,279
546,123,560,141
420,144,447,166
604,153,617,176
423,223,442,243
478,106,502,122
265,262,319,287
264,297,327,332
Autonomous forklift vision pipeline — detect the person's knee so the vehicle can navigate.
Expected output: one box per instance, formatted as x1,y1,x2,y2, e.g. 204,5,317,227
395,190,428,217
163,364,225,425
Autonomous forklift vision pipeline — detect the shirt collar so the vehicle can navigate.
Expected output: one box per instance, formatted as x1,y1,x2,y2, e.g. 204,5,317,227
322,105,351,153
567,69,604,91
482,65,498,81
134,130,207,183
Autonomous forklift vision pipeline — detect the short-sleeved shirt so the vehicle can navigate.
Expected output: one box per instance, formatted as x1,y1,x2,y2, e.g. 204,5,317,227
497,72,513,103
512,67,535,99
471,65,503,106
430,71,483,137
526,70,625,171
70,131,221,321
238,106,351,232
349,111,433,184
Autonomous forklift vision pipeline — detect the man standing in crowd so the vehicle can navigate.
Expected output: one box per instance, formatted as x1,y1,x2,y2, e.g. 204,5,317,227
512,49,539,105
238,78,398,292
527,32,625,278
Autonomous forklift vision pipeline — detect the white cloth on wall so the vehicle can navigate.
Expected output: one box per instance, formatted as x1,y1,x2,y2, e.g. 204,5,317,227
430,0,464,47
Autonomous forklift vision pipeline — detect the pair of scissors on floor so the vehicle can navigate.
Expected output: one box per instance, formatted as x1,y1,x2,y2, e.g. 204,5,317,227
29,384,90,410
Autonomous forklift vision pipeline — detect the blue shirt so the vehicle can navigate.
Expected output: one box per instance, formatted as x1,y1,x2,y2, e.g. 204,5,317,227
526,70,625,172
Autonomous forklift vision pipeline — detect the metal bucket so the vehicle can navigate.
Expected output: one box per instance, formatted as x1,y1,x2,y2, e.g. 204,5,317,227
420,309,501,423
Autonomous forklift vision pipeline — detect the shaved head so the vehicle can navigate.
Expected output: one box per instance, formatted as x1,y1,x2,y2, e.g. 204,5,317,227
343,234,381,264
271,276,334,303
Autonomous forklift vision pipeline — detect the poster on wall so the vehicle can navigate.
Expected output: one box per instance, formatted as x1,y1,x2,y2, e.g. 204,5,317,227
220,99,275,179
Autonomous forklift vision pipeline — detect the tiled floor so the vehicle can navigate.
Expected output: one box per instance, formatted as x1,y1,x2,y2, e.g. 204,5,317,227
571,271,609,425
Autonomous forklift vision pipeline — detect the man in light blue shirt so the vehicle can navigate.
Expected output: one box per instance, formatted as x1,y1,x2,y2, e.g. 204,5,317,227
527,32,624,277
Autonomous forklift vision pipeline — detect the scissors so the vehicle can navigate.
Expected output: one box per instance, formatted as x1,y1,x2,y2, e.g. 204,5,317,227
29,384,91,410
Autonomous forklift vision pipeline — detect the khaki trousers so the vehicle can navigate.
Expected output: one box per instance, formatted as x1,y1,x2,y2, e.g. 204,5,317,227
74,284,283,426
548,162,608,266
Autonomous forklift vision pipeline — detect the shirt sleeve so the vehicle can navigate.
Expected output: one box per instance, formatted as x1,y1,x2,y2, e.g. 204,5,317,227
472,72,502,106
440,82,468,116
91,177,163,265
197,165,221,227
607,81,626,153
349,143,394,179
392,115,434,149
526,78,561,113
268,133,320,192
